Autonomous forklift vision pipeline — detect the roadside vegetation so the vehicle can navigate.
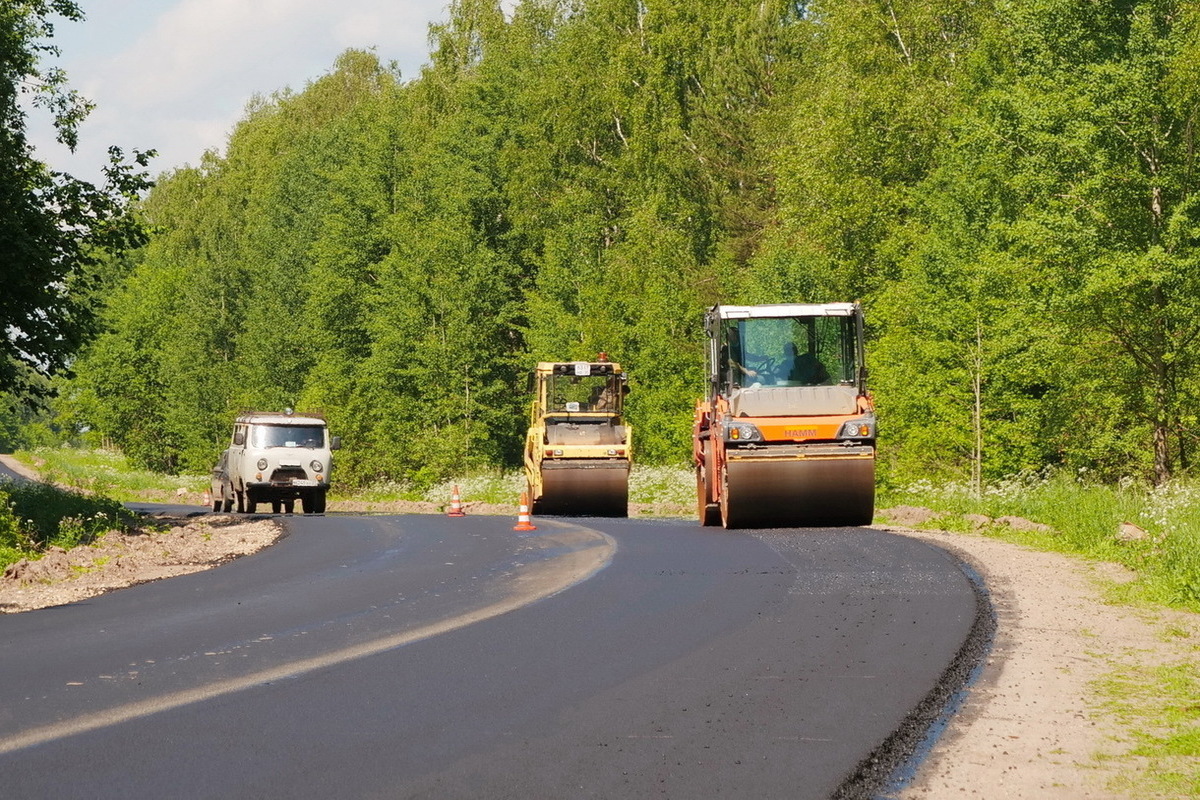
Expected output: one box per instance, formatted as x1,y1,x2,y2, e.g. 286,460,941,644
9,446,697,511
1103,635,1199,797
1099,652,1200,798
880,472,1200,612
18,446,207,500
0,480,127,571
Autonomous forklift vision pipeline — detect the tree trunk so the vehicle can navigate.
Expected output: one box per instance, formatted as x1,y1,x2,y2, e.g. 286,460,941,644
1153,363,1171,485
1153,420,1171,485
971,316,983,498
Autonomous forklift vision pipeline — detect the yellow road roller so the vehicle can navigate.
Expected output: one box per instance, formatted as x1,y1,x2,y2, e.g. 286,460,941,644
524,357,631,516
693,303,875,528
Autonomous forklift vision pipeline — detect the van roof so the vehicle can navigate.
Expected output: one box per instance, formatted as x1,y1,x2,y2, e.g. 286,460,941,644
235,412,327,426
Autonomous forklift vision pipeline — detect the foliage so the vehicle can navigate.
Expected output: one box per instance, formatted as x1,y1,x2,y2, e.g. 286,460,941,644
0,1,153,398
16,447,206,500
31,0,1200,496
0,479,127,569
880,470,1200,612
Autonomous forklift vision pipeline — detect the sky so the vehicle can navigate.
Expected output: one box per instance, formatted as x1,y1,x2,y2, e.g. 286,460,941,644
25,0,457,185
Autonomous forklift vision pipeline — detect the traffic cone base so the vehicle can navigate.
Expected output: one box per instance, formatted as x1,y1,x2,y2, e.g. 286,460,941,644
514,492,537,531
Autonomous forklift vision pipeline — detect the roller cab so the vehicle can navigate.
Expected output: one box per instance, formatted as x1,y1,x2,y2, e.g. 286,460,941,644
694,303,876,528
524,358,631,516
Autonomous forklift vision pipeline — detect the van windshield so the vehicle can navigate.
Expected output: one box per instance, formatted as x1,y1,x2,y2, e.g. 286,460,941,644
250,425,325,449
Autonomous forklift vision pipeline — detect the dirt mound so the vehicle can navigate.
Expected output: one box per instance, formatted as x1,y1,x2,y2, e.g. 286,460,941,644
0,514,279,613
878,505,940,527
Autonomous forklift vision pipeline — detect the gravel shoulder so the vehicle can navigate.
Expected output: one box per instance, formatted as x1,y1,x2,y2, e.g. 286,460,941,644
1,454,1194,797
0,453,282,614
0,514,280,614
885,525,1199,799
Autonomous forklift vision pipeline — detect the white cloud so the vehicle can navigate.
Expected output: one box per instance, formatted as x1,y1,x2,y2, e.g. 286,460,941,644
27,0,449,183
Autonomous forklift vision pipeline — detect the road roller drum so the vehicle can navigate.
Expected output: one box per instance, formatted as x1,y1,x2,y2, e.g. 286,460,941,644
535,460,630,516
720,448,875,528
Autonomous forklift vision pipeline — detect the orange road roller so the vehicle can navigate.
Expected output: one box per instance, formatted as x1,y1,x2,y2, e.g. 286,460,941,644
694,303,876,528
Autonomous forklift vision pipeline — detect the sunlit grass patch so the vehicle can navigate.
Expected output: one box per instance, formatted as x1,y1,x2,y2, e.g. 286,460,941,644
1096,655,1200,796
627,465,693,506
879,471,1200,613
15,446,206,500
419,472,526,505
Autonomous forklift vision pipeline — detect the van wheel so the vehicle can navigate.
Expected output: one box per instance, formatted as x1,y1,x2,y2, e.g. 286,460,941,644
283,500,295,514
271,500,282,514
245,491,258,514
235,489,245,513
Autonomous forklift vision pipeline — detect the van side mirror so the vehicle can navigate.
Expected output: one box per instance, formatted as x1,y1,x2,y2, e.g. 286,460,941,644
233,432,245,446
330,436,342,451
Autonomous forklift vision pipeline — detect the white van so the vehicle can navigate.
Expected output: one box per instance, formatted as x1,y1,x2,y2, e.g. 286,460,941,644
211,411,340,514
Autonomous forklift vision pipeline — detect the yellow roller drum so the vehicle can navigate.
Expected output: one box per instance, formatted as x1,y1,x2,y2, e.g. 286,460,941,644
536,460,629,517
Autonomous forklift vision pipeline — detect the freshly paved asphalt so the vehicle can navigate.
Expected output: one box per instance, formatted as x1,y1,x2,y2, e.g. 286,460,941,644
0,510,984,799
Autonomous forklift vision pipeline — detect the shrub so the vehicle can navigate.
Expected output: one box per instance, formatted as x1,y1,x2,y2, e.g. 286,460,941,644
0,481,127,570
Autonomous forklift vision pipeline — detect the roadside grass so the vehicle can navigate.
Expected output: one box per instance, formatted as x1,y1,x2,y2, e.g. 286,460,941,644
877,471,1200,612
1097,652,1200,798
0,480,128,570
352,470,526,506
12,447,699,510
879,470,1200,795
15,446,207,501
349,465,697,509
627,465,695,507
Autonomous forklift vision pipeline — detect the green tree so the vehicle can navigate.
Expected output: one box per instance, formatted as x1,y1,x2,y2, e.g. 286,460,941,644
968,0,1200,483
0,1,152,397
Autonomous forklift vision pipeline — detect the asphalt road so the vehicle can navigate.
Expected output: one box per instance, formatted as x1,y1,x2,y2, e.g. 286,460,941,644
0,511,985,800
0,459,28,483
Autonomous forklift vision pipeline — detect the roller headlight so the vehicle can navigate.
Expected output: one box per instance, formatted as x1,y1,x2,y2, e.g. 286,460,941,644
838,418,874,439
256,458,269,471
310,460,324,473
726,423,762,442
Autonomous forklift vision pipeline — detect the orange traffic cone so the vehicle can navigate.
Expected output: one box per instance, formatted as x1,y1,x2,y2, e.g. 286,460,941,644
513,492,537,531
447,484,466,517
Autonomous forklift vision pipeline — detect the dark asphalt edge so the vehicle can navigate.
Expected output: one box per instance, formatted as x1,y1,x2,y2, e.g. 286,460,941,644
831,533,999,800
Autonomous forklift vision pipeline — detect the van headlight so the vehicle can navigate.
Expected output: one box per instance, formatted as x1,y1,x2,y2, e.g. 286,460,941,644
257,458,269,470
310,460,324,472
